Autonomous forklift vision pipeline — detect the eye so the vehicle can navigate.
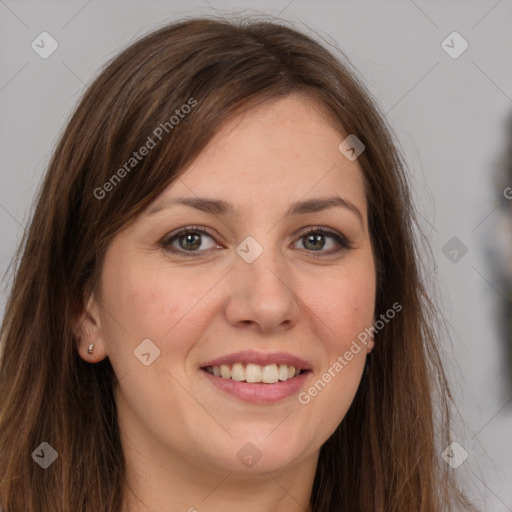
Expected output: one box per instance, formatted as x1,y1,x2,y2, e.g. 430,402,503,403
161,225,353,257
292,226,353,255
161,226,220,255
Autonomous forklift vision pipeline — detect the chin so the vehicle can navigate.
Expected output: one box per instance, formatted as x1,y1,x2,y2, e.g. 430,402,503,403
198,429,312,474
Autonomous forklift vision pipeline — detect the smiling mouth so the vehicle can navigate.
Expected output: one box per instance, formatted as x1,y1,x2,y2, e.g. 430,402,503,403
202,363,308,384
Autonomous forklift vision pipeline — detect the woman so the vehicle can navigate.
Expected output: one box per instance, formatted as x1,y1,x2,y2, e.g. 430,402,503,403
0,16,478,511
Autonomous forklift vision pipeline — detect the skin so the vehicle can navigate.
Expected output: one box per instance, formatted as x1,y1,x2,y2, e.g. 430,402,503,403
75,92,377,512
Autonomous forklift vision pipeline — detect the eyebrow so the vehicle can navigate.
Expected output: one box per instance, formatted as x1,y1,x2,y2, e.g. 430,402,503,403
146,195,364,227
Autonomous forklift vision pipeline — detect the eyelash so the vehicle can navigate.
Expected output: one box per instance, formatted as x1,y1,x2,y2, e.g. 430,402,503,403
160,225,353,258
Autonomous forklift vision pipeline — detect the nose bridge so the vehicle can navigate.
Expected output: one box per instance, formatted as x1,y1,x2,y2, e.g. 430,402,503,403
239,233,291,293
225,232,300,330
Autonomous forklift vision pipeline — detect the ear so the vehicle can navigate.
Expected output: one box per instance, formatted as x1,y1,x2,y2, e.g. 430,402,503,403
365,315,376,354
73,292,108,363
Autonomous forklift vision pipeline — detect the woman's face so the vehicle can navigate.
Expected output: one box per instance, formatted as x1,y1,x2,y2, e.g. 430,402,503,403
82,93,376,475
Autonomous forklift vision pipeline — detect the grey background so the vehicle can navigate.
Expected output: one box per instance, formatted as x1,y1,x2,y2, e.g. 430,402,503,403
1,1,511,509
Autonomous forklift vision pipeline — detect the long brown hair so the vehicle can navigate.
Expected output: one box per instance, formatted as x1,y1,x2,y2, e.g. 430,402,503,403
0,16,478,511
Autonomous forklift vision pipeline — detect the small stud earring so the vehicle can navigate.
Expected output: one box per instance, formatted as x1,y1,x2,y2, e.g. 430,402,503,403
87,343,94,355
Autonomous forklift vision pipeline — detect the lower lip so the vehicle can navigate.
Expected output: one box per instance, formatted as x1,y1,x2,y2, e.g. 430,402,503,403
201,368,311,404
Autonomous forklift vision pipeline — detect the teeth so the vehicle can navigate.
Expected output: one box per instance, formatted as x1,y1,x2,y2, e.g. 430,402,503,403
246,363,262,383
204,363,303,383
278,364,289,381
220,364,231,379
262,364,278,383
232,363,244,381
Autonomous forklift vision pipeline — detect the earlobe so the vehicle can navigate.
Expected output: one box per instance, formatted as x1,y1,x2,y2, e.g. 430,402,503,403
73,293,107,363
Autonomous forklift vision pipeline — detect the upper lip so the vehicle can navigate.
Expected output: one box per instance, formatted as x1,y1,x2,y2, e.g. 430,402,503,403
200,350,312,371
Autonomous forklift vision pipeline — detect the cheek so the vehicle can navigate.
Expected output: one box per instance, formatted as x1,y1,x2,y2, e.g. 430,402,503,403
306,262,376,350
296,265,374,436
99,252,224,363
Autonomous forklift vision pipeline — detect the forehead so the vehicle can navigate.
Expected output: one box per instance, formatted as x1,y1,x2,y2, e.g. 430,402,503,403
162,93,367,215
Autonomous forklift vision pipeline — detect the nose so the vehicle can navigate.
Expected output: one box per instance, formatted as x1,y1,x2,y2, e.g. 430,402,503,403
224,243,301,334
